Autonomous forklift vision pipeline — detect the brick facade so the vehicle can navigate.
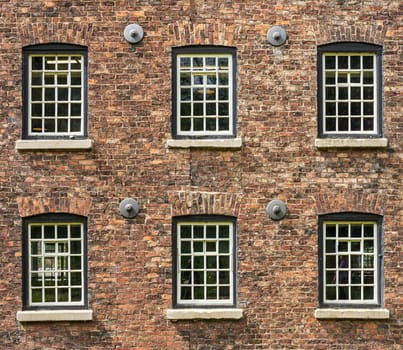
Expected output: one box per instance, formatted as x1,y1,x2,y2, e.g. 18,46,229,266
0,1,401,349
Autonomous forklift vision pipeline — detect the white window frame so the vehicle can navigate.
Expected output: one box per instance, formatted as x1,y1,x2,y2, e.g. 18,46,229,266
22,215,88,310
28,54,85,137
174,218,236,307
321,53,378,136
172,46,237,139
320,219,381,307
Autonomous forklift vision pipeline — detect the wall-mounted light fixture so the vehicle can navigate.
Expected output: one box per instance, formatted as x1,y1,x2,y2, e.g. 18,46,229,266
265,199,287,221
123,24,144,44
119,198,140,218
267,26,287,46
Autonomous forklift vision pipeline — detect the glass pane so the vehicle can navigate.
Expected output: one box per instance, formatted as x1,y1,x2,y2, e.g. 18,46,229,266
325,72,335,84
338,118,348,131
71,72,82,85
325,239,336,253
193,57,203,68
180,256,191,270
57,256,68,270
193,88,204,101
44,257,55,270
325,56,336,69
364,286,374,300
180,225,191,238
181,241,190,254
325,118,336,131
31,241,41,255
219,256,229,269
180,103,191,116
364,271,374,284
206,57,216,68
351,56,361,69
45,57,56,70
350,72,361,83
219,226,230,238
351,286,361,300
364,225,374,237
219,241,229,253
58,242,68,253
363,103,374,116
338,87,348,100
351,255,361,268
194,104,203,116
71,88,81,101
58,288,69,302
31,105,42,117
325,103,336,116
58,88,69,101
180,57,190,67
45,88,55,101
325,271,335,284
193,256,204,269
206,118,216,131
351,225,362,237
206,241,216,252
218,88,228,100
351,87,361,100
206,256,216,269
218,118,229,131
31,257,42,270
351,271,361,284
57,56,69,70
206,226,216,238
70,240,81,254
338,56,348,69
339,225,349,237
193,226,203,238
364,240,374,252
218,103,228,116
70,256,82,270
180,118,191,131
71,103,81,116
325,255,336,268
194,287,204,299
363,71,373,84
71,288,82,302
57,119,68,133
219,286,230,299
45,288,56,302
363,56,373,69
218,57,229,68
207,287,217,299
206,89,216,101
45,74,54,85
57,225,68,239
32,56,43,70
363,118,374,131
364,87,373,100
193,241,203,252
206,271,216,284
58,272,69,286
57,74,68,85
71,225,81,238
44,119,55,133
31,273,42,287
219,271,230,284
45,242,56,253
325,87,335,100
326,286,336,300
207,75,216,85
45,103,55,117
31,88,42,101
181,287,191,299
30,226,42,239
193,75,203,85
32,289,42,303
337,73,348,83
57,103,68,116
338,242,348,252
339,286,348,299
180,88,190,101
180,72,191,85
351,118,361,131
70,56,82,70
193,271,204,284
351,241,361,252
71,272,82,286
218,73,228,85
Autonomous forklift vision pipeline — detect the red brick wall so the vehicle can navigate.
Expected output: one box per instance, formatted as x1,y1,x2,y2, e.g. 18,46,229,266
0,1,401,349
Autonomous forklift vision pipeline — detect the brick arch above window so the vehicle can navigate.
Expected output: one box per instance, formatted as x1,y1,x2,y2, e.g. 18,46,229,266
17,22,95,47
314,190,385,216
17,197,92,218
168,191,244,217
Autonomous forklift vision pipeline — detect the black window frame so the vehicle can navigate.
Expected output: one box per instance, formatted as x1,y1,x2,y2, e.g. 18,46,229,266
22,213,89,311
22,43,88,140
172,45,237,139
172,215,237,308
317,42,383,138
318,212,383,309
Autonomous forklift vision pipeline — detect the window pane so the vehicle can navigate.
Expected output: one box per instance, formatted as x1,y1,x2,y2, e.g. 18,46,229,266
325,56,335,69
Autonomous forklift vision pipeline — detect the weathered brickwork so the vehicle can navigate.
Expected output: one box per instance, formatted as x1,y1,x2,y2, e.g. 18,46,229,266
0,0,401,349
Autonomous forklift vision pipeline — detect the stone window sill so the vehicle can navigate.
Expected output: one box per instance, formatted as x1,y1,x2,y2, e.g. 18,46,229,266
17,309,93,322
166,138,242,149
166,308,243,320
16,139,93,151
314,308,390,319
315,138,388,149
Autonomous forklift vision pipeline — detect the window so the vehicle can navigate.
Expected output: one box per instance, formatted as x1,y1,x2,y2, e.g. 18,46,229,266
22,44,88,139
317,43,382,138
172,46,237,139
318,213,383,308
172,216,236,307
22,214,88,310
